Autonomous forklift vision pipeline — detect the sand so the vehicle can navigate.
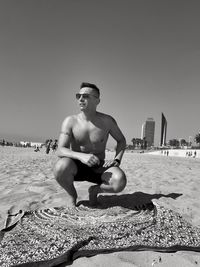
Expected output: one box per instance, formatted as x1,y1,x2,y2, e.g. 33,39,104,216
0,146,200,266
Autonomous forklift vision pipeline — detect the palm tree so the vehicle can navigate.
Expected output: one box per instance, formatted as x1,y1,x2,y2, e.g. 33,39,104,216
195,132,200,147
131,138,136,149
180,139,187,147
169,139,179,148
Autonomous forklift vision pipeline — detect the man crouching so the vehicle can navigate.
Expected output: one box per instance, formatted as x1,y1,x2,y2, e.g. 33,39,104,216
54,82,127,207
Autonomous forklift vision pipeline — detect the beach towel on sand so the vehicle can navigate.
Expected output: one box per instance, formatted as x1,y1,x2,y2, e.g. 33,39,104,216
0,203,200,266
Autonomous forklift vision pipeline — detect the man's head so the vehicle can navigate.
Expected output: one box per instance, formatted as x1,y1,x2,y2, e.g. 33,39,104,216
76,83,100,112
80,82,100,98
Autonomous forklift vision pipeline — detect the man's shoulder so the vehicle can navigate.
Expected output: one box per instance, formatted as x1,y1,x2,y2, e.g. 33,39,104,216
62,114,78,126
97,112,116,123
97,112,114,120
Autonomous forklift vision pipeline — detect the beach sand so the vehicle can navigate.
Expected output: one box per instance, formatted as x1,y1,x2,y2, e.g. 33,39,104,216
0,146,200,266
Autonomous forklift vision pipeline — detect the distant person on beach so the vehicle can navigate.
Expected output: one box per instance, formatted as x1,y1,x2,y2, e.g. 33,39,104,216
52,139,58,152
34,146,40,152
0,139,5,146
46,139,52,154
54,82,127,207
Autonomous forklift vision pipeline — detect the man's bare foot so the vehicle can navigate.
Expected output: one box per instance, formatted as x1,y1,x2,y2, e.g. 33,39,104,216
67,202,77,208
88,185,101,206
63,197,77,208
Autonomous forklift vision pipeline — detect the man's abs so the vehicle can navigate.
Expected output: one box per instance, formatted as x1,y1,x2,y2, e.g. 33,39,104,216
71,142,106,161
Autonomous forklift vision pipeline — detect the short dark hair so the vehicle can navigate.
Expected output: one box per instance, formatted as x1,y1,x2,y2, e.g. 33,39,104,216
80,82,100,97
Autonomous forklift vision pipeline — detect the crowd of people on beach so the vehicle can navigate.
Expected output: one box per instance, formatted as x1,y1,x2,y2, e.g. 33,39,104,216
0,139,13,147
161,150,169,156
160,149,198,158
186,150,197,158
45,139,58,154
0,139,34,148
0,138,58,155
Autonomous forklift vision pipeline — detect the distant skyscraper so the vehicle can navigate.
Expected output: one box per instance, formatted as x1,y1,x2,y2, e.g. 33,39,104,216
160,113,167,146
141,118,155,147
141,123,145,139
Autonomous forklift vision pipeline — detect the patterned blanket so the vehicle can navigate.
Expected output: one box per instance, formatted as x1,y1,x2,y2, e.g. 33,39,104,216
0,203,200,266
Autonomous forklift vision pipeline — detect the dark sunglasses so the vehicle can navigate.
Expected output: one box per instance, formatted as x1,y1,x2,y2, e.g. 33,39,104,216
75,93,98,100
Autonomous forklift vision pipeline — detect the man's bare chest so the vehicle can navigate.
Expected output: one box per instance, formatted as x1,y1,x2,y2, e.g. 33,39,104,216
72,121,109,145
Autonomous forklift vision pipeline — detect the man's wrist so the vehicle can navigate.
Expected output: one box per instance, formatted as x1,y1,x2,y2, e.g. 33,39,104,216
114,158,121,165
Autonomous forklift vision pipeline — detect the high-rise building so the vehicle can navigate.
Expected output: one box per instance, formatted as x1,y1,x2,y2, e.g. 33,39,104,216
160,113,167,146
141,118,155,147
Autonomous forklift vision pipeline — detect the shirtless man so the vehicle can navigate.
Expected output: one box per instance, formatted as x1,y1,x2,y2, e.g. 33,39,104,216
53,82,127,207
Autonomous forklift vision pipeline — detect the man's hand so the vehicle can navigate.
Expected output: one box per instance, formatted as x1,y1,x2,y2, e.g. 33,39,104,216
103,159,120,168
79,154,100,167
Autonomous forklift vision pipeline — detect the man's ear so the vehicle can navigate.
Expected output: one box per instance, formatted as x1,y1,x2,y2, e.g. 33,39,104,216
96,98,100,105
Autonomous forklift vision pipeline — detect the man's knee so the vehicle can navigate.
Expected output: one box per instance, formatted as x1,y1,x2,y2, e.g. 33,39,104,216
53,158,77,180
109,167,127,193
114,170,127,193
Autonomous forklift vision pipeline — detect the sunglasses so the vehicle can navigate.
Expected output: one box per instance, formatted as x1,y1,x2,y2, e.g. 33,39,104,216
75,93,98,100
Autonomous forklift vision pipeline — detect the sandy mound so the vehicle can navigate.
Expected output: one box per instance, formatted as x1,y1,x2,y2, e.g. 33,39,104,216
0,147,200,266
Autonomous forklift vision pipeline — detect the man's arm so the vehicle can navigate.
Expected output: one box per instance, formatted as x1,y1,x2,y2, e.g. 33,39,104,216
56,116,80,159
106,116,126,166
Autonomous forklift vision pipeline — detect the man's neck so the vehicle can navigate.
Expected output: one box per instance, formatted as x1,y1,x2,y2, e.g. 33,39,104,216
80,110,97,121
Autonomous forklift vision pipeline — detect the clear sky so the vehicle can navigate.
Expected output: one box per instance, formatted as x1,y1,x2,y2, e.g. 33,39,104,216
0,0,200,147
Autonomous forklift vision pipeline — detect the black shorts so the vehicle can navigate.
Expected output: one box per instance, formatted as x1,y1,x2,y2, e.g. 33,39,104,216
74,160,109,185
